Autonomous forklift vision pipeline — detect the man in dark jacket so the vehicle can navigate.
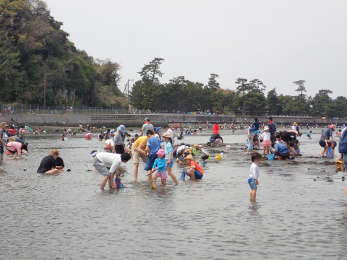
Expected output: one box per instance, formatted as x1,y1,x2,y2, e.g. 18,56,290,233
267,117,276,147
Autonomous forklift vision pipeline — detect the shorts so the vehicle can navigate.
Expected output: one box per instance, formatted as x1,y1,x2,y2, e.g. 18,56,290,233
194,170,203,180
248,178,257,190
132,151,146,164
145,154,157,171
115,145,125,154
319,140,326,148
276,152,289,159
167,161,174,169
5,149,16,155
156,171,167,180
93,158,110,176
263,140,272,147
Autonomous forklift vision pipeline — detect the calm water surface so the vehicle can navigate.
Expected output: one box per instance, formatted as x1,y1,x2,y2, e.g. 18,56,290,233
0,132,346,260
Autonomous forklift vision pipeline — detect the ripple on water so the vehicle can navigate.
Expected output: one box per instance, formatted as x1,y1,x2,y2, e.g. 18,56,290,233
0,135,346,259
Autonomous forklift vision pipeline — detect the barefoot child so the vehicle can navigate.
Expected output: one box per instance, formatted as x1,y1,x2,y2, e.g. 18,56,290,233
162,132,179,185
260,126,271,155
248,152,262,202
151,149,167,189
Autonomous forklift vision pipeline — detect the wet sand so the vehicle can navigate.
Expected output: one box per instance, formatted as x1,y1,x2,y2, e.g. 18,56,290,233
0,132,346,260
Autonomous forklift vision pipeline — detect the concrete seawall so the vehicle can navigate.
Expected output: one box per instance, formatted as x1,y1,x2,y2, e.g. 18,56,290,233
0,112,345,127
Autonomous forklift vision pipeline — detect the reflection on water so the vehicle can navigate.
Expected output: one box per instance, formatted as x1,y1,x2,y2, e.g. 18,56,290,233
0,132,346,259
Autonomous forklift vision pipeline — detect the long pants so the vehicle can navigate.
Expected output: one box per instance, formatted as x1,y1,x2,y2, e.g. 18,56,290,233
344,153,347,170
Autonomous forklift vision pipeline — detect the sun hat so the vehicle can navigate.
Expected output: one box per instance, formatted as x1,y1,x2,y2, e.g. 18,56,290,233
117,125,126,133
162,132,171,138
156,149,165,157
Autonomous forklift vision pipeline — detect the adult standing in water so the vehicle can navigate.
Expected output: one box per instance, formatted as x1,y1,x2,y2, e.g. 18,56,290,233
0,122,8,165
145,129,161,185
339,125,347,170
132,131,151,182
113,125,127,154
267,117,277,147
142,117,154,136
319,124,335,157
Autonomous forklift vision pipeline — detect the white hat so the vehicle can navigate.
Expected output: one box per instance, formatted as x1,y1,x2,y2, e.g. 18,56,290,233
162,131,172,138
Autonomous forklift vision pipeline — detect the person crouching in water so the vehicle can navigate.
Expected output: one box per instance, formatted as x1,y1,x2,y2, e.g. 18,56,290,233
6,137,28,159
248,152,262,202
274,135,290,160
184,154,204,180
37,149,65,175
151,149,167,189
92,151,131,190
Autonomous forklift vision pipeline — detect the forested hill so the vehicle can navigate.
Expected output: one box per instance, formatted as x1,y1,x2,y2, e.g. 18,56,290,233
0,0,126,108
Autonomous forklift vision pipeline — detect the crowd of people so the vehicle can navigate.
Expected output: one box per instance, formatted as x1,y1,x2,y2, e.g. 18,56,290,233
92,118,205,190
1,117,346,202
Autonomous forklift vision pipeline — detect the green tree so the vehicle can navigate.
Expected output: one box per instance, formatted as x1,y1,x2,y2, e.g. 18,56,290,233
207,73,220,89
293,80,307,97
312,89,333,116
139,57,164,83
267,88,282,115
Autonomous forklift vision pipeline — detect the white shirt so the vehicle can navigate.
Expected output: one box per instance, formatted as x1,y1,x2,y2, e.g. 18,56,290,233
96,152,126,174
249,162,260,180
261,132,271,141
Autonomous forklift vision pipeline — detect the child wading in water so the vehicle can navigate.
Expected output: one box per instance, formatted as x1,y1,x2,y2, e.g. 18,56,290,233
151,149,167,189
248,152,262,202
162,132,179,185
260,126,271,155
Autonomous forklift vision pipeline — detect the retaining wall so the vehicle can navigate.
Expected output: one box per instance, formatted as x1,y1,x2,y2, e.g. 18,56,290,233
0,112,345,127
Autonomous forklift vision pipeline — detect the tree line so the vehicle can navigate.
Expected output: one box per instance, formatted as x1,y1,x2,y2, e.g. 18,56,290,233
130,58,347,117
0,0,126,108
1,1,346,117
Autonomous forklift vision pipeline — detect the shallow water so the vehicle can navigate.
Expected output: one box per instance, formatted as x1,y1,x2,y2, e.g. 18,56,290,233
0,132,346,260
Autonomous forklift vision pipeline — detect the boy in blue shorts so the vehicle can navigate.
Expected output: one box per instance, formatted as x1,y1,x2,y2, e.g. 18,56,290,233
248,152,262,202
145,130,161,185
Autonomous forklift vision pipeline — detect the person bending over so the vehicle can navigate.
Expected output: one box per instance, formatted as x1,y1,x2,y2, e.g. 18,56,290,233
274,135,290,160
92,151,131,190
37,149,64,175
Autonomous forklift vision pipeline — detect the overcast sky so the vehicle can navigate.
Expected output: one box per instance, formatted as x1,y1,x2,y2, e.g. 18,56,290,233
45,0,347,97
